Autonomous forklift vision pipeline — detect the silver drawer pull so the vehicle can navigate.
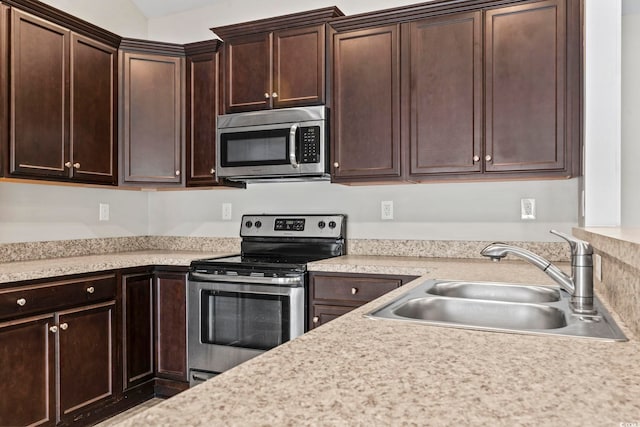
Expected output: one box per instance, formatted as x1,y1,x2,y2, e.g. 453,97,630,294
60,323,68,331
312,316,319,324
49,326,58,333
86,286,95,294
351,287,358,295
16,298,26,306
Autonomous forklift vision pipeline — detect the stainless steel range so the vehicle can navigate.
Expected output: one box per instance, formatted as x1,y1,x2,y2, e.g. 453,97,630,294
187,214,346,386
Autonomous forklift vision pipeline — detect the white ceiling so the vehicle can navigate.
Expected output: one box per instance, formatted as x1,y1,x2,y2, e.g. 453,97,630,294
130,0,215,18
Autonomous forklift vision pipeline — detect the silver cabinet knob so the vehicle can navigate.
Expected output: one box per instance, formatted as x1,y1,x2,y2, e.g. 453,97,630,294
73,162,80,169
86,286,95,294
175,170,181,176
333,162,339,168
351,287,358,295
272,92,278,98
264,93,270,99
312,316,319,324
64,161,72,168
49,326,58,333
473,155,480,162
210,168,215,174
16,298,26,306
485,155,492,162
60,323,68,331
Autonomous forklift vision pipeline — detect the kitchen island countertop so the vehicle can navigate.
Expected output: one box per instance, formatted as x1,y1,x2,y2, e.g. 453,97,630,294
110,255,640,427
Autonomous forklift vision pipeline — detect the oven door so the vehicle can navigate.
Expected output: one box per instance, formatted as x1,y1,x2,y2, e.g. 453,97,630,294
187,278,305,376
216,121,326,179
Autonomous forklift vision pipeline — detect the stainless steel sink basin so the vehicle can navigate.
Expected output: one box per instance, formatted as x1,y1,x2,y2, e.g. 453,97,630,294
366,279,627,341
394,297,567,330
426,281,561,303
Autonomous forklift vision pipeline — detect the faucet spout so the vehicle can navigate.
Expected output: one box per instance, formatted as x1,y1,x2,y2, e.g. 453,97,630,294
480,243,575,294
480,230,596,315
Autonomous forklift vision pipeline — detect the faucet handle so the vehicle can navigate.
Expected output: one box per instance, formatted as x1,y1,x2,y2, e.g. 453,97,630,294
550,230,592,256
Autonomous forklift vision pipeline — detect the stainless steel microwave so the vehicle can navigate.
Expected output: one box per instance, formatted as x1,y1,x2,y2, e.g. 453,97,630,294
216,106,329,182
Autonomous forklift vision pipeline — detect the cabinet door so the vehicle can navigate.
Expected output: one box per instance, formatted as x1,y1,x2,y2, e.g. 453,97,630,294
59,302,115,421
121,52,183,184
71,33,117,184
332,25,401,181
273,25,325,108
485,0,566,173
186,51,218,186
122,273,154,390
10,9,69,179
155,273,187,382
223,32,271,113
406,12,482,177
0,315,56,426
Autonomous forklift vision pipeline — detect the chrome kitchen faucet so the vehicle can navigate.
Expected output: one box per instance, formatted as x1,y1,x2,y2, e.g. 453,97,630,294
481,230,596,315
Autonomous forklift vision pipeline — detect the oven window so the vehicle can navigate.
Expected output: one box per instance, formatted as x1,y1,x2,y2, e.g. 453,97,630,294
220,129,291,166
200,290,290,351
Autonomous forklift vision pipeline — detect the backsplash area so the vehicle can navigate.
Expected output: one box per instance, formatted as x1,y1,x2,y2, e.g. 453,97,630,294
0,236,569,264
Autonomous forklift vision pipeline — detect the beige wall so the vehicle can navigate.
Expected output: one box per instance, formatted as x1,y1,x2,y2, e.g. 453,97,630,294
622,10,640,226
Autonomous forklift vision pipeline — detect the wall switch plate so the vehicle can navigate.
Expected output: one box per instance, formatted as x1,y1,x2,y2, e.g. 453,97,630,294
594,254,602,282
381,200,394,220
222,203,232,221
99,203,109,221
520,198,536,220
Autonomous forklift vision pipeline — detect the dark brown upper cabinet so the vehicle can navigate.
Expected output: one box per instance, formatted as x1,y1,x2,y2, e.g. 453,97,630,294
331,25,402,182
6,7,118,185
329,0,582,184
404,11,483,178
484,0,572,175
212,7,343,114
119,40,185,186
185,40,222,187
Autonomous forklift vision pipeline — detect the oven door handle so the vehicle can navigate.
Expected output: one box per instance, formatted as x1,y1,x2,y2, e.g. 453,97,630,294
289,123,300,169
190,272,303,286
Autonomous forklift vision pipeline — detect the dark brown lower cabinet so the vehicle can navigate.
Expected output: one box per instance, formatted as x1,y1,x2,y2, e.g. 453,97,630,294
0,315,56,427
155,272,188,384
59,302,115,423
308,272,418,329
122,272,155,390
122,270,189,398
0,300,116,426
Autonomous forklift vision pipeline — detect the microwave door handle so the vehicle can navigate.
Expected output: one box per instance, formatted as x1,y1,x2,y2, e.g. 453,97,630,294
289,124,300,169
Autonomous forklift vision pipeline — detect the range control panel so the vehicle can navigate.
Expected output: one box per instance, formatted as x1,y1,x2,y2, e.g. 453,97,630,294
240,214,345,238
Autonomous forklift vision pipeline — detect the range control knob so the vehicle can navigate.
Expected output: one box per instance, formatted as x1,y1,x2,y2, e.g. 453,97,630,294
318,221,326,229
254,221,262,228
328,221,337,229
245,221,253,228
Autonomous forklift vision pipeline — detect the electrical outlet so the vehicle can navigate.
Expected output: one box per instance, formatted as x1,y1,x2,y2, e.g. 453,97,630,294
381,201,394,220
222,203,232,221
520,198,536,220
99,203,109,221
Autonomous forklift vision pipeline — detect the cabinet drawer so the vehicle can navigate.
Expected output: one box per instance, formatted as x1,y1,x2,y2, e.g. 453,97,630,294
311,274,402,305
0,274,116,320
310,304,355,329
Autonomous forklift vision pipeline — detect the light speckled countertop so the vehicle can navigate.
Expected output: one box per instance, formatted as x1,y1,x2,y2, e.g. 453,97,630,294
110,255,640,427
0,250,233,284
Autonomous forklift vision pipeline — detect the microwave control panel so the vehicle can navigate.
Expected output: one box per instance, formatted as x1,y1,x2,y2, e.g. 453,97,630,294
300,126,320,164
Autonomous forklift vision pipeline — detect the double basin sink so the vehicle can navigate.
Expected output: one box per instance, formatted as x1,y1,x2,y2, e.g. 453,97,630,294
367,280,627,341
